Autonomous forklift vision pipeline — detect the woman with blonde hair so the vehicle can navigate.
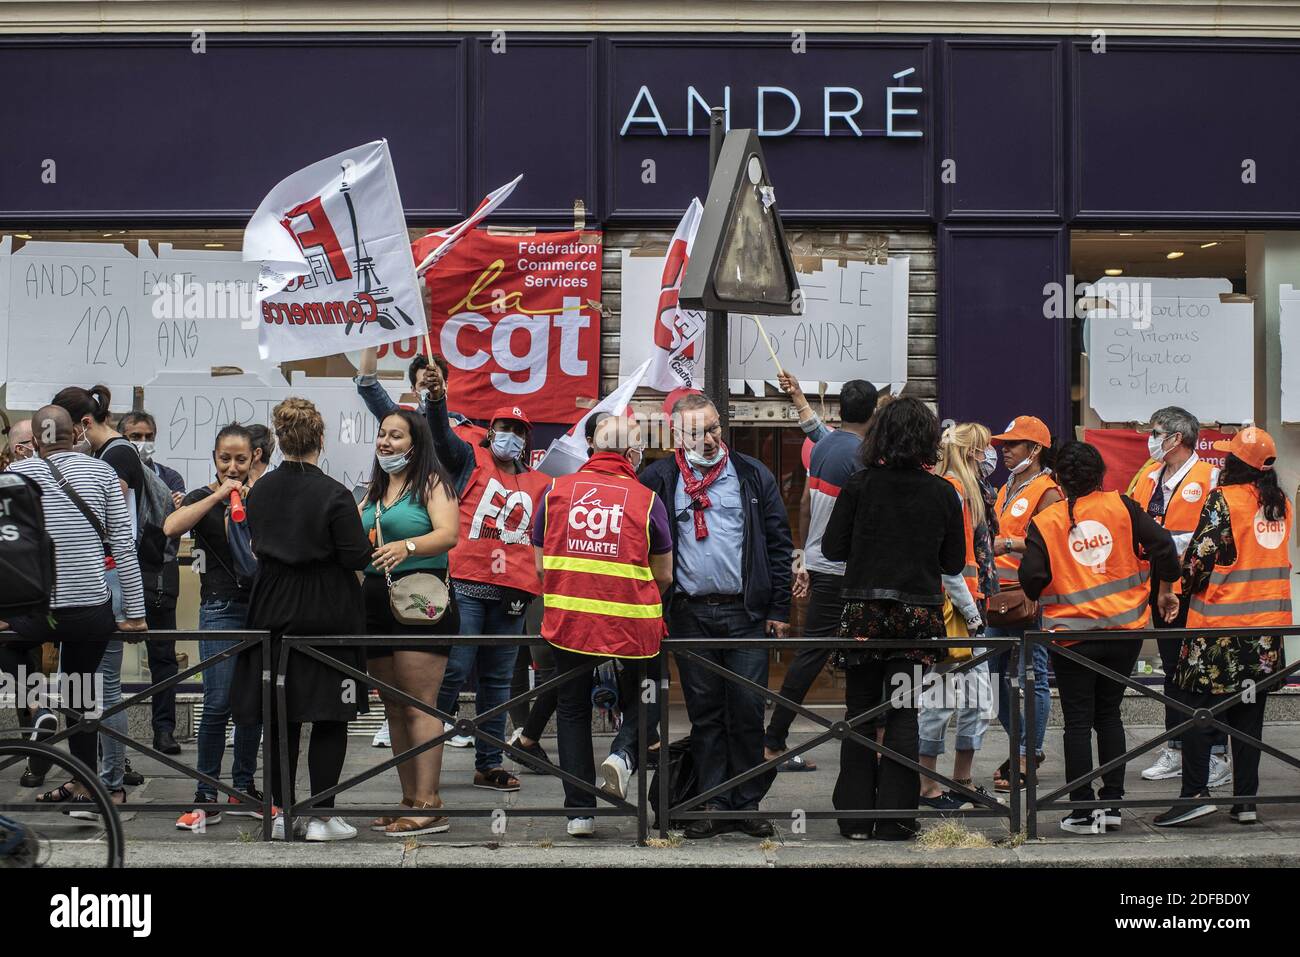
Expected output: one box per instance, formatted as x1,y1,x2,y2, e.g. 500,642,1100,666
231,397,374,841
917,423,996,811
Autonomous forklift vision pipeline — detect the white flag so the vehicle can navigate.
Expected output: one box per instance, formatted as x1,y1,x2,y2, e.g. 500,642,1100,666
537,358,652,478
647,199,706,393
412,174,523,276
243,140,425,362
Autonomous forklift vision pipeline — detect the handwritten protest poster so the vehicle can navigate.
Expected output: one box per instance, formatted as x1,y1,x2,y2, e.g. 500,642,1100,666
619,250,909,395
144,371,404,491
1085,277,1254,424
1282,284,1300,424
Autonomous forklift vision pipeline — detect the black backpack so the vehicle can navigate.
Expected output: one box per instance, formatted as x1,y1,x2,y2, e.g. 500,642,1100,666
0,472,56,617
100,437,178,587
648,736,698,830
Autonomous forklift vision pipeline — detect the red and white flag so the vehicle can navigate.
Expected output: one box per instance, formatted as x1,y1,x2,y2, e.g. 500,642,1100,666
648,198,706,392
243,140,425,362
411,174,523,276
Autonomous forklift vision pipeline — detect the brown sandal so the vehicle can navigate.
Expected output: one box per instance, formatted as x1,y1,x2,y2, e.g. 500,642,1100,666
384,799,450,837
371,797,413,832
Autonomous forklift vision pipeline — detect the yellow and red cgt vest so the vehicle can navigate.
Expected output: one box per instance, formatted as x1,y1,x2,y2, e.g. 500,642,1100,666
943,473,983,601
541,453,666,659
1186,485,1294,629
450,443,550,595
1129,457,1217,595
1031,490,1151,642
994,470,1059,588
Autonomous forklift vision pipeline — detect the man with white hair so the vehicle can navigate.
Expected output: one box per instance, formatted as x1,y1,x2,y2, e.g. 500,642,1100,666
532,415,673,837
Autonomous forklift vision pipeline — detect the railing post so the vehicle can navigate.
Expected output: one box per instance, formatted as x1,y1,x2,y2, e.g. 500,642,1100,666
636,658,648,845
1008,675,1021,838
658,658,671,839
1024,634,1037,841
276,640,293,842
261,632,273,842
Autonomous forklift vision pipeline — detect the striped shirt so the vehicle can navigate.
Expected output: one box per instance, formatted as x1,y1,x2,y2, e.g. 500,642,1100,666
9,451,145,617
805,429,863,575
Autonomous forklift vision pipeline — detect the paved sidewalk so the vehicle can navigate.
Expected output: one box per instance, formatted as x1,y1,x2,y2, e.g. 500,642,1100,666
9,705,1300,867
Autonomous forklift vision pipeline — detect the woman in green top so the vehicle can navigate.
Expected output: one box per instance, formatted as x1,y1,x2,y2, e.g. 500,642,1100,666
360,409,460,837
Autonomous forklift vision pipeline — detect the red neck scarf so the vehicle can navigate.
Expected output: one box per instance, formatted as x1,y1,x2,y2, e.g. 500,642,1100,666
675,446,730,540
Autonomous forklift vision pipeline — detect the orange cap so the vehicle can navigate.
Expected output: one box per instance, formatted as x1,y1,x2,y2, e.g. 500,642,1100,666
991,415,1051,447
1212,426,1278,471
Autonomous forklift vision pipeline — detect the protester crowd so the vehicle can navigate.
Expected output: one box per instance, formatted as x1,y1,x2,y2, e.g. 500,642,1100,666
0,354,1294,840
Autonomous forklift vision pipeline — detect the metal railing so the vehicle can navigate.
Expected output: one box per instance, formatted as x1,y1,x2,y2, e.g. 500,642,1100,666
0,631,276,837
660,637,1022,838
1023,625,1300,840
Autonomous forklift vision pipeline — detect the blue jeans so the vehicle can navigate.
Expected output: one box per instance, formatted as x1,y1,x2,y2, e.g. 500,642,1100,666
669,600,774,811
95,640,127,791
196,599,261,800
437,588,523,772
988,626,1051,757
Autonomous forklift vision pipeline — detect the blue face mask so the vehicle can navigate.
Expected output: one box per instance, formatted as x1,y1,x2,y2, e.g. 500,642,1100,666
491,431,525,463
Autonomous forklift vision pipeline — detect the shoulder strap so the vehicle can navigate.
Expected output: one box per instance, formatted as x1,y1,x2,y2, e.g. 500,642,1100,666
44,456,110,551
373,500,385,547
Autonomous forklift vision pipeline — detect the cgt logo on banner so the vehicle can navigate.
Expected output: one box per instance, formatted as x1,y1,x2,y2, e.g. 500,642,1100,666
243,140,425,363
422,229,602,425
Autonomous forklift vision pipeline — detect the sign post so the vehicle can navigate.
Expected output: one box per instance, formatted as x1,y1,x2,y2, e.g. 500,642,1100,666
682,116,803,436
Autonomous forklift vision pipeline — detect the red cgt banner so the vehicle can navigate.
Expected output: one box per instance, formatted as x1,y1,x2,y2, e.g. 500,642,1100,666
412,228,602,425
1083,427,1235,493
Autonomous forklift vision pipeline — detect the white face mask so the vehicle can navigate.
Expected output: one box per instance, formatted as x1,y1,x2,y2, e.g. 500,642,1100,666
1007,455,1033,477
979,447,997,478
72,427,92,455
376,450,411,475
626,448,644,471
1148,433,1173,463
685,445,725,469
132,440,155,464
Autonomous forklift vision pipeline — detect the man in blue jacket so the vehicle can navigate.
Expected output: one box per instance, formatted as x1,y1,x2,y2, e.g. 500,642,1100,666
639,393,792,838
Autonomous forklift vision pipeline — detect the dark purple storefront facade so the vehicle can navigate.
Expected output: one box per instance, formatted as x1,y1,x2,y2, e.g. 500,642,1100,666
3,32,1300,440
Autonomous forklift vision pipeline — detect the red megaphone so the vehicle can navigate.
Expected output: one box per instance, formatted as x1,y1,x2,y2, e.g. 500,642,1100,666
230,489,246,523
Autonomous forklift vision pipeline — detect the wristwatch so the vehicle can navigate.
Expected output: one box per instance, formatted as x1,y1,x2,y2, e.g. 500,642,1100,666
404,540,416,555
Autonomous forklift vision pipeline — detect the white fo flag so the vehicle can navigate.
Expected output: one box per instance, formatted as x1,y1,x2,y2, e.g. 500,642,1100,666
647,198,706,393
412,174,523,276
537,358,652,478
243,140,425,362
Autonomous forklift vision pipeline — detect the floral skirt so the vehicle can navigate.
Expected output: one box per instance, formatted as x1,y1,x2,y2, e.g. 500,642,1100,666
838,599,945,667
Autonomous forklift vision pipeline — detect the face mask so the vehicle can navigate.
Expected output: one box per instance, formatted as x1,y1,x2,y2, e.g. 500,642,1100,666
685,445,725,469
1007,456,1032,477
72,428,92,455
132,440,155,463
979,447,997,479
626,448,644,471
376,450,411,475
1148,433,1172,463
491,431,525,463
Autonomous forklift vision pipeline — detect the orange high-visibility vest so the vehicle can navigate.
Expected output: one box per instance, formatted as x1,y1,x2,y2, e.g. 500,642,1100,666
943,473,983,601
1032,490,1151,638
450,444,550,595
541,453,667,659
994,471,1059,587
1129,457,1217,596
1186,485,1294,629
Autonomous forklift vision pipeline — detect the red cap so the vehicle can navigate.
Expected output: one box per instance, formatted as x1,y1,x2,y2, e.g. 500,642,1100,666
663,386,702,417
1212,427,1278,471
991,415,1051,447
490,405,533,430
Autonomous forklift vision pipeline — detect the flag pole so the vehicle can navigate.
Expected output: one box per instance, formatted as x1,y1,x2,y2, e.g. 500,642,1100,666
750,315,785,376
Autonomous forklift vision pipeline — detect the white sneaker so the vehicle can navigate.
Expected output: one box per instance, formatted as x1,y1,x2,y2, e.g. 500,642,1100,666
372,721,391,749
567,817,595,837
1141,747,1182,781
1207,753,1232,789
599,753,632,799
271,814,311,841
306,817,358,842
448,733,474,748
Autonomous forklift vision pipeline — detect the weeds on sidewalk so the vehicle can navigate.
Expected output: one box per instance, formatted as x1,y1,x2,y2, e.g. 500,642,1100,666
645,833,683,849
997,828,1027,848
916,820,994,850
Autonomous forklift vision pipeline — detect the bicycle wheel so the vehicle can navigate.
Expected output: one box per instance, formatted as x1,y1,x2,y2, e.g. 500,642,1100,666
0,739,125,868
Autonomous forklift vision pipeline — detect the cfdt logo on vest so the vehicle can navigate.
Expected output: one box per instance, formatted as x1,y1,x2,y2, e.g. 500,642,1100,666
1069,520,1114,568
1254,509,1287,549
567,483,627,556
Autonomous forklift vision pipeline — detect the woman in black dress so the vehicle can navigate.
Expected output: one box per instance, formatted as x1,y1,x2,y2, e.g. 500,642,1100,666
231,397,372,842
822,398,968,841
